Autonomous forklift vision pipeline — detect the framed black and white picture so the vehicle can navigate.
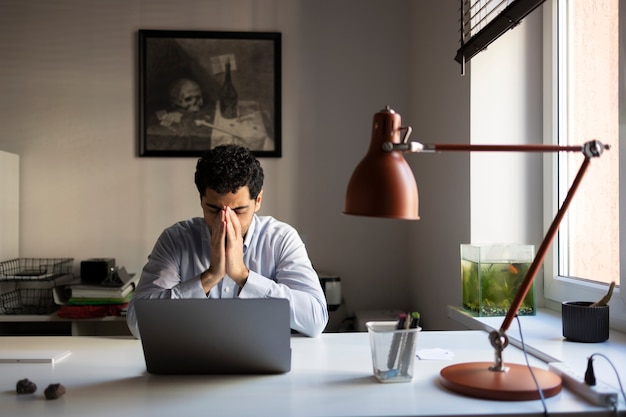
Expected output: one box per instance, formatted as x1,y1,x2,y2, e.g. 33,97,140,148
138,30,281,157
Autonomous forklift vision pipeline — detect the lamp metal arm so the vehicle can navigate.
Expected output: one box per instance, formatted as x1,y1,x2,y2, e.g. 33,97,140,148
384,140,609,157
383,136,609,373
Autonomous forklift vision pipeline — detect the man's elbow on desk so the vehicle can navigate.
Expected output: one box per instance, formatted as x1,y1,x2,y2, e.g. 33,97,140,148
291,297,329,337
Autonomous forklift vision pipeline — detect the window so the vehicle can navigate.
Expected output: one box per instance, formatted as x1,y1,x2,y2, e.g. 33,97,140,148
543,0,624,331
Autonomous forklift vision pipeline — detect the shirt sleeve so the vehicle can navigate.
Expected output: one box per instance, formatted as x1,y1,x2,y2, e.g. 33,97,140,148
238,226,329,337
126,224,206,338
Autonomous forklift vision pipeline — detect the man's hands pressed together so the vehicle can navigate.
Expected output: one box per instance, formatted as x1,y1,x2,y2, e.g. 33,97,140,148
202,206,249,294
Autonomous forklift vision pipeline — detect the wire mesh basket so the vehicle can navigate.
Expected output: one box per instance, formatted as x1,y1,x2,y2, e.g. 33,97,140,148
0,258,74,314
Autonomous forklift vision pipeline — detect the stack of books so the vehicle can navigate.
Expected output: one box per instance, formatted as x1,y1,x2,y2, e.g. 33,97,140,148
54,267,139,306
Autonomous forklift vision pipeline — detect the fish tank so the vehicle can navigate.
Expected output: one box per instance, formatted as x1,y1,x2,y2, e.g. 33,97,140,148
460,244,536,317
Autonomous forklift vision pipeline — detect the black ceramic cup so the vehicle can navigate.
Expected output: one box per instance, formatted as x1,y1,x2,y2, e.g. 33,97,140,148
561,301,609,343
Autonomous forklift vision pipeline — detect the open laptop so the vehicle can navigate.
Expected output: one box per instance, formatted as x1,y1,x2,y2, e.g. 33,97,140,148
134,298,291,375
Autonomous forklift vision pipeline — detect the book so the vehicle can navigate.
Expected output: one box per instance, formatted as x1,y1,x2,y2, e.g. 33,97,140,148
66,293,133,305
66,282,135,300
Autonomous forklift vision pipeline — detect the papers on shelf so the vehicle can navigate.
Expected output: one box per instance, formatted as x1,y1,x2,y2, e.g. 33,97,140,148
65,281,135,300
416,348,455,361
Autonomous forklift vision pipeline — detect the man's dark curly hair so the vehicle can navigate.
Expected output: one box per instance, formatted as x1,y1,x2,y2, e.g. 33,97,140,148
194,144,264,199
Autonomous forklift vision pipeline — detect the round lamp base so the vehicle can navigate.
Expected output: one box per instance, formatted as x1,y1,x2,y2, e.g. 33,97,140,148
440,362,562,401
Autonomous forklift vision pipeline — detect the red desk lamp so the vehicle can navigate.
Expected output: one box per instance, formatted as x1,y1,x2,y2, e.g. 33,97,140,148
344,106,609,400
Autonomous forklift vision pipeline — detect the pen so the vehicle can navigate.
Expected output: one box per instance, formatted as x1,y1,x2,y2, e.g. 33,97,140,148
399,311,420,376
398,313,408,330
386,313,406,369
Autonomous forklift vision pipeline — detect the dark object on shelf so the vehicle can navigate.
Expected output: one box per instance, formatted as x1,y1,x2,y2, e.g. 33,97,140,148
80,258,116,284
44,383,66,400
16,378,37,394
562,301,609,343
0,258,74,315
318,273,342,312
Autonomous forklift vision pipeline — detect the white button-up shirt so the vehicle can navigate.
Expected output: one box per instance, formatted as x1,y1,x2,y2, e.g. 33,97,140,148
126,215,328,338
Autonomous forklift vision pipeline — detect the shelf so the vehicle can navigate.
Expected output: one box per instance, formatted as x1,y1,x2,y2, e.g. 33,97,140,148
0,313,130,336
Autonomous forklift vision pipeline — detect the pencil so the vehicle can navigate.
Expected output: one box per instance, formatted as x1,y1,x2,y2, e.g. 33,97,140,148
386,313,406,369
399,312,420,376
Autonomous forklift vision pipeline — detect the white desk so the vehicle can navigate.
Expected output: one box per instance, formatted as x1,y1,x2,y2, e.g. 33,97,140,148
0,331,623,417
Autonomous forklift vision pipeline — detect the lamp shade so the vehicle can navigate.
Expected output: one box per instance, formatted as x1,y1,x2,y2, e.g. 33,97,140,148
344,107,419,220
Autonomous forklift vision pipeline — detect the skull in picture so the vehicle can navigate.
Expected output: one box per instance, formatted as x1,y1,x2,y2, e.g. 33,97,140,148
169,78,204,112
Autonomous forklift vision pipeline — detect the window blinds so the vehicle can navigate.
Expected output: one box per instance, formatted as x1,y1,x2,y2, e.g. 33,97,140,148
455,0,546,65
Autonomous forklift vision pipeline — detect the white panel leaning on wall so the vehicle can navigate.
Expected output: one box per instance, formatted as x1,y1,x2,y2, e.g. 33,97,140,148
0,150,19,261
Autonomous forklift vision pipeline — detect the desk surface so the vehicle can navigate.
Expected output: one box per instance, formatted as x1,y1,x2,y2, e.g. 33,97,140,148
0,331,623,417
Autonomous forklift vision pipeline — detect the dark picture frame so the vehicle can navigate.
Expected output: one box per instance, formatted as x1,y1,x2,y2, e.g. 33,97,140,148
138,30,281,157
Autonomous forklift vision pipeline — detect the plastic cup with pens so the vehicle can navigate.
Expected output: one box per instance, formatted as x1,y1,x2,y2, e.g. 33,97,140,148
366,312,421,383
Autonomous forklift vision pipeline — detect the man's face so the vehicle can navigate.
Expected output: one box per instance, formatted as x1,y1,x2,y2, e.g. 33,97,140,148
201,186,262,237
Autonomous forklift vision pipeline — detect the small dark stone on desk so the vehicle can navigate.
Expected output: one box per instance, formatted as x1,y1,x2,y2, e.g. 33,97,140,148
16,378,37,394
44,383,66,400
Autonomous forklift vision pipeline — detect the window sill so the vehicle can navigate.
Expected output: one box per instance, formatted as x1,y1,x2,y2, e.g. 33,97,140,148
448,306,626,388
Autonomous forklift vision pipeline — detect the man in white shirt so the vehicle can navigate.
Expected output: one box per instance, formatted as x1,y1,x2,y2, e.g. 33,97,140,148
126,145,328,338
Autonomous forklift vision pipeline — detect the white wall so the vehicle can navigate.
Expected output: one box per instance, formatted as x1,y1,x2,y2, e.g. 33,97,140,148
405,3,471,330
293,1,416,316
0,0,418,325
0,0,493,330
470,9,544,247
470,8,546,307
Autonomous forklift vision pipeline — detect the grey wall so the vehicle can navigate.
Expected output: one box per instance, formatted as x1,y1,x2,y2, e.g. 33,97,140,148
406,4,471,330
0,0,471,330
